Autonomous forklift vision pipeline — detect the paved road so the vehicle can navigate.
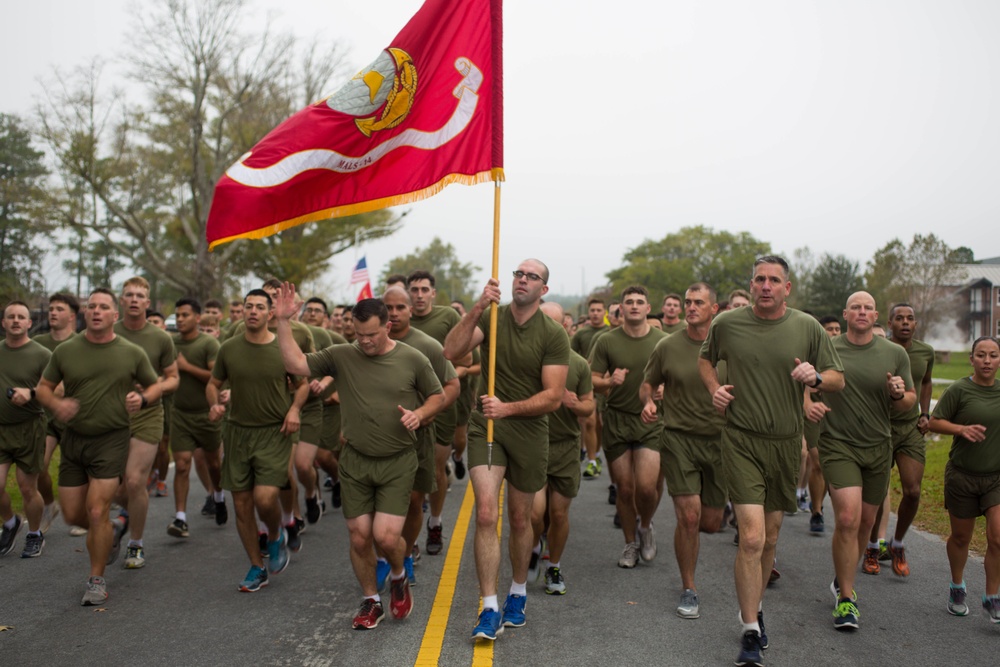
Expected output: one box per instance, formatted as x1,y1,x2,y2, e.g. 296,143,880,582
1,466,997,666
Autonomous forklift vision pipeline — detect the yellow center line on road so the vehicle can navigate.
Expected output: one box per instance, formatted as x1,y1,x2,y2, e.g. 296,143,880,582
413,479,504,667
472,481,503,667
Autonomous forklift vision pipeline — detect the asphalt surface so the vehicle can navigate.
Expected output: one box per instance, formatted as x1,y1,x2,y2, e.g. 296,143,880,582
1,463,997,666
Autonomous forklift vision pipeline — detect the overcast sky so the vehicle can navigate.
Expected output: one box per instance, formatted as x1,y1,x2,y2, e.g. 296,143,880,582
3,0,998,300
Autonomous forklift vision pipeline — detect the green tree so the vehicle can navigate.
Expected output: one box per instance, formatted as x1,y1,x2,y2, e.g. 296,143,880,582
605,226,771,301
803,253,865,318
379,237,481,305
0,113,49,301
864,234,966,339
36,0,398,301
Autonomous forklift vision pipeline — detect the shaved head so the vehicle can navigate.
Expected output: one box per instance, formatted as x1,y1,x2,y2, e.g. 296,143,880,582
539,301,564,322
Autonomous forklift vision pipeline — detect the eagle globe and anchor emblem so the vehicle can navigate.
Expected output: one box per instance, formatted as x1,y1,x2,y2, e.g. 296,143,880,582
327,47,418,138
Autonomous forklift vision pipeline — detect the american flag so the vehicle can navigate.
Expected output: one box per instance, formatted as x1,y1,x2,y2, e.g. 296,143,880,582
351,257,370,284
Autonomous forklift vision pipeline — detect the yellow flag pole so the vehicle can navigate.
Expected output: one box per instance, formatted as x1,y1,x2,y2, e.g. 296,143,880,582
486,179,501,468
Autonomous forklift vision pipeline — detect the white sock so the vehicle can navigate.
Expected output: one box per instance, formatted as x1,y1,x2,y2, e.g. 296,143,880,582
482,595,499,611
868,541,880,550
367,593,381,603
588,459,597,466
891,538,904,548
2,516,15,530
257,519,267,533
510,580,527,597
429,515,442,529
548,561,560,570
740,612,760,635
390,569,405,581
531,542,542,555
176,511,187,522
213,491,224,503
128,539,143,547
282,511,293,526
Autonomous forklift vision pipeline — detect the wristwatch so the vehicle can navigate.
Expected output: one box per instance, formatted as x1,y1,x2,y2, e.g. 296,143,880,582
812,372,823,388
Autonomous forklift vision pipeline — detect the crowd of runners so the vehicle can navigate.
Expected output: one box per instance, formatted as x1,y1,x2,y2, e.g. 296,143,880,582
1,255,998,667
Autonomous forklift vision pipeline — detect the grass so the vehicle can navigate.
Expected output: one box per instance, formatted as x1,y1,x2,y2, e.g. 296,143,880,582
3,450,59,515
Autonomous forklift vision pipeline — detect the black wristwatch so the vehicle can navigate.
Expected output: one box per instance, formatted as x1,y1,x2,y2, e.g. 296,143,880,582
812,372,823,388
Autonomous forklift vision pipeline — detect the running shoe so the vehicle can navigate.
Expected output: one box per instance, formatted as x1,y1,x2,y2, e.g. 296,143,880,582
376,559,391,591
167,518,189,538
390,575,413,619
528,549,542,582
146,471,158,493
862,547,880,575
797,491,810,513
613,512,622,529
81,576,108,606
69,525,88,536
353,598,385,630
677,589,699,619
295,516,306,535
201,494,216,516
501,593,527,627
948,583,969,616
258,532,268,558
639,524,657,562
404,555,416,586
983,595,1000,624
215,499,228,526
426,518,444,555
768,567,780,586
618,542,640,568
595,456,603,473
124,544,146,569
286,520,302,553
545,566,566,595
412,543,421,564
452,453,466,480
583,461,600,479
809,512,824,534
877,538,891,562
890,545,910,577
0,515,22,556
607,484,617,505
833,598,860,630
471,608,503,640
40,503,60,534
331,480,342,509
830,577,857,605
239,565,269,592
267,530,290,575
108,516,128,566
305,495,322,525
20,532,44,558
757,610,769,650
735,630,763,667
155,481,169,497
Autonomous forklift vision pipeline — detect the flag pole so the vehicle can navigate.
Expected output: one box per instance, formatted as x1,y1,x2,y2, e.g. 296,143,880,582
486,179,501,468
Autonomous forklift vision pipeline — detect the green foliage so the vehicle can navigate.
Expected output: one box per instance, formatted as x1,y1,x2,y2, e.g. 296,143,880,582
864,234,965,339
0,113,49,302
379,237,481,305
605,225,771,302
803,253,864,319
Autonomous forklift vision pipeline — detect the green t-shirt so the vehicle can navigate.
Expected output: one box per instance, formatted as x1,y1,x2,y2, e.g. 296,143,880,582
644,330,724,437
891,339,935,425
33,331,77,352
172,333,220,413
701,307,843,438
476,305,570,414
663,321,685,335
821,335,913,448
549,351,593,442
571,323,608,358
0,340,51,424
933,377,1000,474
308,325,335,351
212,336,292,428
113,321,176,407
411,305,461,346
589,326,668,415
42,335,158,435
306,342,443,457
461,346,482,403
226,319,315,354
398,328,458,388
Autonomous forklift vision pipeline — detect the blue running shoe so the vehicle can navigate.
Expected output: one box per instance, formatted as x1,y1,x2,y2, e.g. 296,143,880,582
404,555,416,586
736,630,763,667
757,610,769,650
267,530,289,575
239,565,269,592
376,559,391,592
501,593,527,628
471,608,504,640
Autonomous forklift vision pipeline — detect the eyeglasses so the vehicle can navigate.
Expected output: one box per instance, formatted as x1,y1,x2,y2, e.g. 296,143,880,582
512,270,546,284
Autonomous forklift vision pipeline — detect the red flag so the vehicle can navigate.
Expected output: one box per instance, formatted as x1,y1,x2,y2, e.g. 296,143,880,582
206,0,503,250
356,282,374,301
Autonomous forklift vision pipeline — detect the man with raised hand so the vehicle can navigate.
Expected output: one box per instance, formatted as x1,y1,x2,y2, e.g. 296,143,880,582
641,283,727,619
444,259,569,640
0,301,52,559
36,289,160,605
699,256,844,666
114,276,179,570
274,285,444,630
590,285,667,569
818,292,914,631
